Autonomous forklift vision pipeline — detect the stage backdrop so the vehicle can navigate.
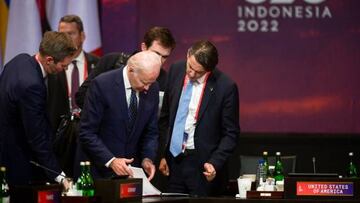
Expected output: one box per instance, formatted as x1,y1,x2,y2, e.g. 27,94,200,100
101,0,360,133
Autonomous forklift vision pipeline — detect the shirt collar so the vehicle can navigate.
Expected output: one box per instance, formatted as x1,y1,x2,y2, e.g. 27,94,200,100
188,72,210,85
73,50,85,64
123,65,131,89
35,54,47,78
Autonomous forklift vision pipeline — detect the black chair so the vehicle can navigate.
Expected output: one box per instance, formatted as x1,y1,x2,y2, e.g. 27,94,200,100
239,155,296,176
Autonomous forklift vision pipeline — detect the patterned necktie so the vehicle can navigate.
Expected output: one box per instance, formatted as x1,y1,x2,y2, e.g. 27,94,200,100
71,60,79,110
169,80,194,157
128,88,138,131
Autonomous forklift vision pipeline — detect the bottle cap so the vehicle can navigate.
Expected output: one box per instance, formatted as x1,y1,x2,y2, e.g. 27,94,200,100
0,166,6,172
263,151,268,156
276,152,281,156
349,152,354,156
80,161,85,166
85,161,91,165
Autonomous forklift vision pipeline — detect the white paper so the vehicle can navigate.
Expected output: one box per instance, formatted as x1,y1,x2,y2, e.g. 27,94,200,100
129,166,161,196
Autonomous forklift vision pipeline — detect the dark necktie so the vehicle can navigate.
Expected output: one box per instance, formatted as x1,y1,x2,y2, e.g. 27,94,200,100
128,88,138,131
71,60,79,109
169,80,193,157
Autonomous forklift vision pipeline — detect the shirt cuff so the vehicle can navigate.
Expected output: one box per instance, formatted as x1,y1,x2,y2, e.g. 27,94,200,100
105,157,116,168
54,171,66,183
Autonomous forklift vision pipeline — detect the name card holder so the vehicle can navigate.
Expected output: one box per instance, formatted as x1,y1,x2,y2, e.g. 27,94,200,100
284,177,360,199
10,184,62,203
94,178,142,203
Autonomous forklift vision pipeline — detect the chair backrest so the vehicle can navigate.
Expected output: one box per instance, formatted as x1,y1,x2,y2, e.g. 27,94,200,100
239,155,296,176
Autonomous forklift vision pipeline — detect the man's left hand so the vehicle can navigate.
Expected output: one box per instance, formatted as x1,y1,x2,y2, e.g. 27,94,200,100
203,162,216,182
142,158,155,180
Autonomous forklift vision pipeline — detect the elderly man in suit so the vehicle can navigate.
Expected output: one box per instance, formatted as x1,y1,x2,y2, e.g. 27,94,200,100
76,51,162,180
0,31,76,186
158,40,240,196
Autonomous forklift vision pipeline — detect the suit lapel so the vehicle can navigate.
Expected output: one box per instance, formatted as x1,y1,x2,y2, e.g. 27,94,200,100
114,66,128,128
196,71,216,123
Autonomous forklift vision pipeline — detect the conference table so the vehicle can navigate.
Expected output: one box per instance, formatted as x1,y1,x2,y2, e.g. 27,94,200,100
142,197,360,203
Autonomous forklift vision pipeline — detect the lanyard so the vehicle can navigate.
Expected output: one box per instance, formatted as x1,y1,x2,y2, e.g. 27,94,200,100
182,72,211,121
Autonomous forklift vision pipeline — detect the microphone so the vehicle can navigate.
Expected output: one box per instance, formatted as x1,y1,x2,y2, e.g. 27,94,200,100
312,157,316,174
30,161,67,178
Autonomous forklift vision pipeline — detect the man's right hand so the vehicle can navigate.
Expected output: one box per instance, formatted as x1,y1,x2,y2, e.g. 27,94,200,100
159,158,169,176
110,158,134,177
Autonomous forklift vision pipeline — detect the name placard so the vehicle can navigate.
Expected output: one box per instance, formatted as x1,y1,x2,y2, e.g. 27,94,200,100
296,181,353,197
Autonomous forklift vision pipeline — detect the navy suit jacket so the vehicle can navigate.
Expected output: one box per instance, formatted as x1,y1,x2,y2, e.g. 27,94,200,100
0,54,62,185
77,66,159,178
159,61,240,186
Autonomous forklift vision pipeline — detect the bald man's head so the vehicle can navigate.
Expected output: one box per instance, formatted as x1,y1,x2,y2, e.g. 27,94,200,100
127,51,162,92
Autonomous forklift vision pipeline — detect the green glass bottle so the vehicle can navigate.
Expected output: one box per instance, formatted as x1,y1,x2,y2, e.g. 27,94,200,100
262,151,270,178
83,161,95,197
274,152,284,183
76,161,86,196
347,152,358,178
0,167,10,203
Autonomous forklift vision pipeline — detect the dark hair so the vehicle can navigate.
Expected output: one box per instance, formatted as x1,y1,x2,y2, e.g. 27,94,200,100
59,14,84,32
143,26,176,50
39,31,77,63
188,40,218,71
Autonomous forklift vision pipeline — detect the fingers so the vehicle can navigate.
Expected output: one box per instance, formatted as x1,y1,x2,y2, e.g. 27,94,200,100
159,158,169,176
110,158,134,176
146,164,156,181
142,158,155,180
61,178,72,192
203,163,216,182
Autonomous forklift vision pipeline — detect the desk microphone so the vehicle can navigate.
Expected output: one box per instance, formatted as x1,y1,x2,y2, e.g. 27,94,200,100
30,160,67,178
312,157,316,174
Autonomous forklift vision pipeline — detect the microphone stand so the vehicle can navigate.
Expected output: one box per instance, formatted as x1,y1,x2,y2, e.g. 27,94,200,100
30,160,68,179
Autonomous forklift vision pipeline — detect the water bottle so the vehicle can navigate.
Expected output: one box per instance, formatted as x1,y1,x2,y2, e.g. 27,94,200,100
256,159,266,187
274,152,284,183
0,167,10,203
83,161,95,196
76,161,86,196
262,151,270,178
347,152,358,178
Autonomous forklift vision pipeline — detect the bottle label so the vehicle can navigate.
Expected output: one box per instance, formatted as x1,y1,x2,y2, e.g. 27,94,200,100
1,184,9,191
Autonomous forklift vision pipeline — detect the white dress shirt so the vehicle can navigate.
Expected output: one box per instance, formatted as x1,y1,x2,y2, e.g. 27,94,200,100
184,73,209,149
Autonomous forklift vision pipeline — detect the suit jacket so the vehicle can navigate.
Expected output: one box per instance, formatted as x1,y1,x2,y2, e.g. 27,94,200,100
47,52,99,131
76,66,159,178
0,54,62,185
159,61,240,193
75,52,167,109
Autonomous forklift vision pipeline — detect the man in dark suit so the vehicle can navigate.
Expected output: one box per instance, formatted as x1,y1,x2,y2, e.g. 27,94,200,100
158,40,240,196
0,31,77,186
47,15,99,132
75,26,176,108
76,51,162,179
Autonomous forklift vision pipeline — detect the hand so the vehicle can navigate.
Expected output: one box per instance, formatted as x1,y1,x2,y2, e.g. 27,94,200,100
203,163,216,182
61,177,73,192
142,158,155,181
110,157,134,177
159,158,169,176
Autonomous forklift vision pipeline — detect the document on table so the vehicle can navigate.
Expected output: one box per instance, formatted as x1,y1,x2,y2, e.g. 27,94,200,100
129,166,189,197
129,166,161,196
